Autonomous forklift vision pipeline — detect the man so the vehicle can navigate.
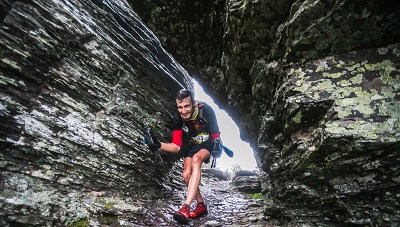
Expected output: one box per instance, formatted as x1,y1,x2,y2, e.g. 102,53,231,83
146,89,221,224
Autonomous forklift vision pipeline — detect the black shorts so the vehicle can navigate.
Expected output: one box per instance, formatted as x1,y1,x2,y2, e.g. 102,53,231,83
184,139,214,158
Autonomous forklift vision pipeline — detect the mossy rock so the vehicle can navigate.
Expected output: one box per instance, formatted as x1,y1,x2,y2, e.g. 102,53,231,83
69,218,89,227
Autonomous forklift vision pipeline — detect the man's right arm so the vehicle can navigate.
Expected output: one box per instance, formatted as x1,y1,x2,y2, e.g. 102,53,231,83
156,111,184,153
145,129,181,153
160,142,180,153
159,128,182,153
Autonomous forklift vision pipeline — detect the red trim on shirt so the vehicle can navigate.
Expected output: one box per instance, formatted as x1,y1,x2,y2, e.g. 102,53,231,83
172,129,183,147
211,132,220,140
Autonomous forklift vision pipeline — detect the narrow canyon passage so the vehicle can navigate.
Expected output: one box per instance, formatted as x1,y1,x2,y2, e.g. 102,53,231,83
161,177,271,226
78,172,273,226
1,1,399,225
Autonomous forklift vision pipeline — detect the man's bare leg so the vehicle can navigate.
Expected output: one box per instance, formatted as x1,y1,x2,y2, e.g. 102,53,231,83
183,157,204,203
185,149,210,205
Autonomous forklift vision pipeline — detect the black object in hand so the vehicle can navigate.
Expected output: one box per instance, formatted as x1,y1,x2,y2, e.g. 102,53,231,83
143,128,161,152
211,138,222,158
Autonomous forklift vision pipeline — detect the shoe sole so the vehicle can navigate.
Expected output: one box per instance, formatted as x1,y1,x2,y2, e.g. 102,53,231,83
173,213,189,225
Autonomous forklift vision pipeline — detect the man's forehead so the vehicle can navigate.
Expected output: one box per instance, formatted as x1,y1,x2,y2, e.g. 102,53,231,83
176,97,192,104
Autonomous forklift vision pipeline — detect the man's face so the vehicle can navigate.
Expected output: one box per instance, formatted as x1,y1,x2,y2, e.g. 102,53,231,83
176,97,193,120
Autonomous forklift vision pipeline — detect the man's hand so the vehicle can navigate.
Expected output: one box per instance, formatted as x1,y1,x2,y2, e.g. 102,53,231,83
144,129,161,152
148,142,161,152
211,138,223,158
213,138,234,158
214,138,222,145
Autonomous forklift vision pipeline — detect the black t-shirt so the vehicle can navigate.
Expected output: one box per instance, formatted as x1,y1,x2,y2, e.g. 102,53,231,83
171,101,220,145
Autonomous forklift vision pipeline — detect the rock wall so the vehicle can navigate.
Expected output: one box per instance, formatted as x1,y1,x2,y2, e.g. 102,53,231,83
1,0,400,225
129,0,400,225
259,44,400,225
0,0,191,225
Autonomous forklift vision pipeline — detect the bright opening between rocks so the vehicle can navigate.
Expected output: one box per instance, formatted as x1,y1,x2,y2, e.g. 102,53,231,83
194,80,257,172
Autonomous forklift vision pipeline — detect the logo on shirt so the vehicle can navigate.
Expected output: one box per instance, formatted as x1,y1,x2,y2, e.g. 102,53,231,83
182,125,189,133
193,122,200,131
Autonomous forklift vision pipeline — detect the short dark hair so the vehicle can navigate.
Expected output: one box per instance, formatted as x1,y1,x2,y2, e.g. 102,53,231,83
176,89,194,103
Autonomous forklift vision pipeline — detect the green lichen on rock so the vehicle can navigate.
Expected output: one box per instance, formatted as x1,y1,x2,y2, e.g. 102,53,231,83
322,71,342,78
293,110,302,124
265,43,400,225
365,60,397,84
69,218,89,227
99,214,119,225
245,192,264,199
103,203,114,209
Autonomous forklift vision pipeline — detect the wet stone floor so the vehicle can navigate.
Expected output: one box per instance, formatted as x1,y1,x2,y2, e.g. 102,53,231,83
127,179,277,227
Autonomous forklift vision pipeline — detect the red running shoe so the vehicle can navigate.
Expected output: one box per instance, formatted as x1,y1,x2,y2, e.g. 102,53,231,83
189,203,208,218
173,205,190,224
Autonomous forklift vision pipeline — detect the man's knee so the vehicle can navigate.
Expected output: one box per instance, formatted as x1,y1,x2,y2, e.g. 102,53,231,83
193,149,209,165
192,155,204,166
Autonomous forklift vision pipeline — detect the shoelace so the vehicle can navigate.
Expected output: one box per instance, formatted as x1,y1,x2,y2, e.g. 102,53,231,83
180,206,189,212
193,205,204,214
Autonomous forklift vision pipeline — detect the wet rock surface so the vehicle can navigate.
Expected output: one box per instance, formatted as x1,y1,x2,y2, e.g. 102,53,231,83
0,0,189,225
1,0,400,226
231,176,261,194
88,172,272,227
175,179,270,227
0,170,270,227
130,1,400,225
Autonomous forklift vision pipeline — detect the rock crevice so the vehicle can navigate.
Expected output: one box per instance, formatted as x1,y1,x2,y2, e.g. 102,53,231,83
1,0,400,225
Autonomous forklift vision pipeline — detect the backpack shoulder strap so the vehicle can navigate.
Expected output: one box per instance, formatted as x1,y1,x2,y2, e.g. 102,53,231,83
197,101,206,122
